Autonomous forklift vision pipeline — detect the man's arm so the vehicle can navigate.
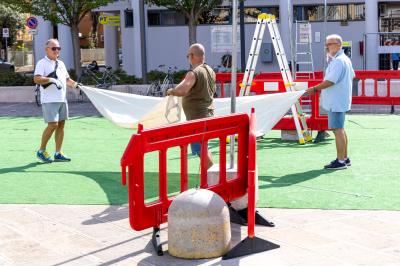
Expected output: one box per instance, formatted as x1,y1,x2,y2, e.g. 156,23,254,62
166,71,196,96
33,75,55,85
306,80,334,94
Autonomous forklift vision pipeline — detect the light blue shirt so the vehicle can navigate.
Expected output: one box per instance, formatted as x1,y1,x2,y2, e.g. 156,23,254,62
321,50,355,112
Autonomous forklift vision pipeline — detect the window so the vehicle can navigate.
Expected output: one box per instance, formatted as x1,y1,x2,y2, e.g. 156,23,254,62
294,4,365,22
243,7,279,23
348,4,365,20
147,10,186,26
125,9,134,27
199,6,230,25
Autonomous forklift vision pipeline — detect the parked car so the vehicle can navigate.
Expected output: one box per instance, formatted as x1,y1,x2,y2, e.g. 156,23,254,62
0,59,14,72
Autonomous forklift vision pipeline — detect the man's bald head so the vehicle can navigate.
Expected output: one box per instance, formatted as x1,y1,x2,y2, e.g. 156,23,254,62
189,43,205,57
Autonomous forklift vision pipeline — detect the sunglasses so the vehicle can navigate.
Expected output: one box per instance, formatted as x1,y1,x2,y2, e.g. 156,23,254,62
48,47,62,51
325,43,339,47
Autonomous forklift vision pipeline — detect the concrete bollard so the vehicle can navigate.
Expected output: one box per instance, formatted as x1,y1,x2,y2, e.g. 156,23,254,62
207,164,258,211
168,189,231,259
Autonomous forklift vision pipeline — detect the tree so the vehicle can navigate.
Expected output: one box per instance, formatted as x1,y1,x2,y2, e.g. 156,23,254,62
145,0,223,45
4,0,115,76
0,3,25,54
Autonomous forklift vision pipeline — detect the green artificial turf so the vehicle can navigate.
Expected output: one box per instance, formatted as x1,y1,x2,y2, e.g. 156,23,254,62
0,115,399,210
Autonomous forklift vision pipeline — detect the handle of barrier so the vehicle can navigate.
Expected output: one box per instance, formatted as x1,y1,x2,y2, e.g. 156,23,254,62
121,166,127,186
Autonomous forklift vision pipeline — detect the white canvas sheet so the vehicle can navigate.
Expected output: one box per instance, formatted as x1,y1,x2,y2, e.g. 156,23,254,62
81,86,304,136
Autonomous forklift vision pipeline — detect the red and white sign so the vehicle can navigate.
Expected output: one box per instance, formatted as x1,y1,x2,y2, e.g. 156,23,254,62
26,16,38,29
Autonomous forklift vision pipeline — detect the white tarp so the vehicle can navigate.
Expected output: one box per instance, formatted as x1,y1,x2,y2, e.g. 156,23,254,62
81,86,304,136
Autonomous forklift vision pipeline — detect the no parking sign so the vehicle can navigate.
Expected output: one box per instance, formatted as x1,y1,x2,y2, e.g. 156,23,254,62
26,16,38,29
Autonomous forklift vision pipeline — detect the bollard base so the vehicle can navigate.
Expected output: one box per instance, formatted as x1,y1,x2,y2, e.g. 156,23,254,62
222,236,280,260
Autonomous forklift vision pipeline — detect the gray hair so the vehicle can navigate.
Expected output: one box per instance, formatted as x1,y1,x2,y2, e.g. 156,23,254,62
46,38,59,46
326,34,342,46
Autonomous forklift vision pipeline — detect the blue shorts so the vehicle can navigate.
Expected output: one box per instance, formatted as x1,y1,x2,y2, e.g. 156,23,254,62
42,102,69,123
328,111,345,129
191,142,201,156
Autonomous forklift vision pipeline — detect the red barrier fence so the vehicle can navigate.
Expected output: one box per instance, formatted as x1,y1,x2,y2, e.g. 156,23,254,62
215,70,400,132
121,111,278,258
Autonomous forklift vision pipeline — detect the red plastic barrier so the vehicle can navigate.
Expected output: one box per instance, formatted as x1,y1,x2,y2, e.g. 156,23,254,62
215,70,400,131
353,70,400,105
121,113,253,231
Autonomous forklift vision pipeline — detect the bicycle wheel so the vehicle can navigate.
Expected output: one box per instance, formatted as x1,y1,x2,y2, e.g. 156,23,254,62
147,82,161,96
34,85,41,107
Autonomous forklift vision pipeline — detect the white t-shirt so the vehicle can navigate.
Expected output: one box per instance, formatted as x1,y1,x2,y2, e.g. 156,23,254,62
34,56,70,103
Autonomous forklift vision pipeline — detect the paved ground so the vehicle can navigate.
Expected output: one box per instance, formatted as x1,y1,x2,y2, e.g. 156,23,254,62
1,205,400,266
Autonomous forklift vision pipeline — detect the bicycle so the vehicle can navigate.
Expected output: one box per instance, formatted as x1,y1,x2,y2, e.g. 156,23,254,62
79,61,120,90
146,65,176,97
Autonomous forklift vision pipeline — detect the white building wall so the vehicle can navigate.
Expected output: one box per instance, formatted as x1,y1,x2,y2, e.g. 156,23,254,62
34,0,391,77
57,24,74,70
33,17,52,64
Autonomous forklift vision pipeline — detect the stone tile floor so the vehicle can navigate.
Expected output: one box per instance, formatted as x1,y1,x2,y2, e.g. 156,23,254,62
1,205,399,266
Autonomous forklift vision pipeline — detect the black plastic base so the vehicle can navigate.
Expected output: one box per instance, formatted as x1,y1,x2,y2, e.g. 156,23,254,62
222,236,280,260
152,227,163,256
229,206,275,227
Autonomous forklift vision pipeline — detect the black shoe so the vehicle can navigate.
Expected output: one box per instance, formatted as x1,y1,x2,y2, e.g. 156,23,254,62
324,159,347,170
329,158,351,166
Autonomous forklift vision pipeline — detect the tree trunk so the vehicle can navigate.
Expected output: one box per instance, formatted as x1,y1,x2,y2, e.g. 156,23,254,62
70,23,82,78
188,16,197,45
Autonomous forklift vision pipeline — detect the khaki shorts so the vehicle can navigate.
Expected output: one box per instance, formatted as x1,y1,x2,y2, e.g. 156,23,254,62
42,102,69,123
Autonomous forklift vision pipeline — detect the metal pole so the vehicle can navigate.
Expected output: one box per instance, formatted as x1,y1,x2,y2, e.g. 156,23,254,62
323,0,327,72
5,37,8,62
363,33,366,70
230,0,238,169
239,0,245,72
139,0,148,84
287,0,295,78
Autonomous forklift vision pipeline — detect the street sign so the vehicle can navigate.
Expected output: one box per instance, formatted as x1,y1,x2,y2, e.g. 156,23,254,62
299,23,311,43
2,28,9,38
99,14,120,26
28,29,38,35
26,16,38,29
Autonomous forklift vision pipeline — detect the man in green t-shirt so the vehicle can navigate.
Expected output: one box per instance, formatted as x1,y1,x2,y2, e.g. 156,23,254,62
166,43,215,169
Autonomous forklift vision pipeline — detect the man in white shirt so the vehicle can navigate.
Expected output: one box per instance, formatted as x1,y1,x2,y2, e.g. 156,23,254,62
34,39,81,163
306,34,355,170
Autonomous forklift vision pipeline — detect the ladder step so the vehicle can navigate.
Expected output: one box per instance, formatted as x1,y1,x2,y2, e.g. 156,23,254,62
296,52,311,55
297,61,313,64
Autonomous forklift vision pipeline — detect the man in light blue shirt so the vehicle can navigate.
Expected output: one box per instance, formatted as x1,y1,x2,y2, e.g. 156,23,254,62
306,34,355,170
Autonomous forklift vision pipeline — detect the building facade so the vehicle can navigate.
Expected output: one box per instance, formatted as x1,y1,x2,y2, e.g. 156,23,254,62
33,0,400,78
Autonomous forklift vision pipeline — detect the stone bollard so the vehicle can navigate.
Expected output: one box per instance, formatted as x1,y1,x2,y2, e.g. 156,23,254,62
168,189,231,259
207,164,258,211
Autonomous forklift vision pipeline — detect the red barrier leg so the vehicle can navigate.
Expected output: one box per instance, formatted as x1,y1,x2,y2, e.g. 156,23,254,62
223,109,279,260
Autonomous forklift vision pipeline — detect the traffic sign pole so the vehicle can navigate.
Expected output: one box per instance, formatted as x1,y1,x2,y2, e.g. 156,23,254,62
4,37,7,61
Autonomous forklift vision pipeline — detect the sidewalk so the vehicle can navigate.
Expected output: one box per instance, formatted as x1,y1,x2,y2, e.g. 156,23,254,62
1,205,399,265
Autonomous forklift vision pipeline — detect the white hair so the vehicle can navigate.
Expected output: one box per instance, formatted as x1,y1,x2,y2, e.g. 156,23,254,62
326,34,342,46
